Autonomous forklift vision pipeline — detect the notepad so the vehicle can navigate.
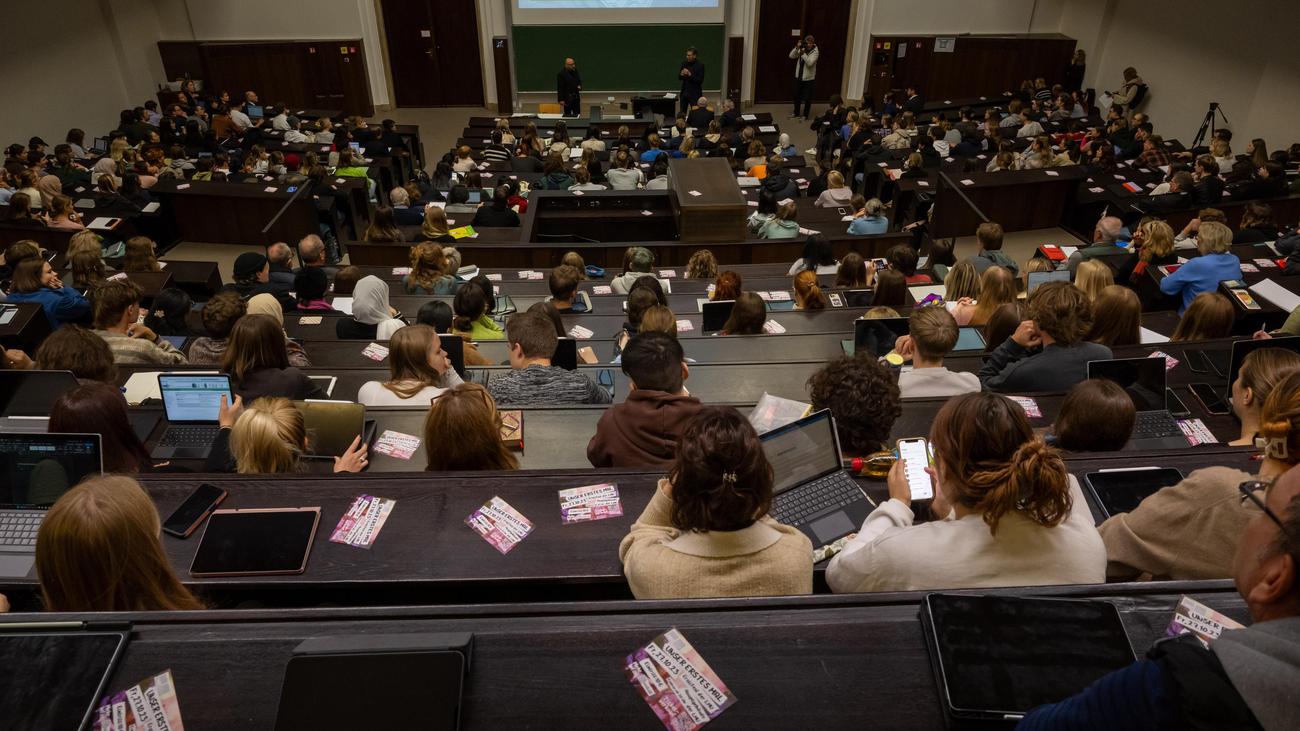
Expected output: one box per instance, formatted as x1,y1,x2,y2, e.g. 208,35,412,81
1139,327,1170,345
741,114,757,121
1249,279,1300,312
758,125,777,133
331,297,354,315
87,217,120,230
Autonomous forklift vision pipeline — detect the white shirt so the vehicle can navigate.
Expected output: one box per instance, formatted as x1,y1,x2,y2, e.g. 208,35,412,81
229,109,251,131
645,176,668,190
569,182,606,191
897,367,981,398
357,381,450,406
1017,121,1045,138
271,113,291,131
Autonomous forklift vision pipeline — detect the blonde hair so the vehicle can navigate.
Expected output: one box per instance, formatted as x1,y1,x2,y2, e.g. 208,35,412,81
36,475,203,612
1256,370,1300,466
1074,259,1114,301
1197,221,1233,255
944,260,981,301
971,266,1017,326
827,170,845,189
230,397,305,473
686,249,718,279
1138,219,1176,262
421,206,450,239
1171,293,1236,342
639,305,677,334
67,230,102,261
383,325,444,398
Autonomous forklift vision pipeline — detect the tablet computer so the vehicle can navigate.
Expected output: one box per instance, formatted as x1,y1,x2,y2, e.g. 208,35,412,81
295,400,365,460
190,507,321,577
0,628,129,731
1083,467,1184,519
920,593,1135,724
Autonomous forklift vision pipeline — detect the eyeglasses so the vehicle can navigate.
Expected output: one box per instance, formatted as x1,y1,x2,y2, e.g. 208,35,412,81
1239,481,1293,537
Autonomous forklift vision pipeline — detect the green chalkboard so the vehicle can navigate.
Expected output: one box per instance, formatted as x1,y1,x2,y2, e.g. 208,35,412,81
512,24,725,92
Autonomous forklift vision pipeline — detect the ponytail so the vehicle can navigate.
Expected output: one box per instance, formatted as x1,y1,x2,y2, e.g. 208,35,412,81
792,270,826,311
1258,370,1300,464
452,314,473,333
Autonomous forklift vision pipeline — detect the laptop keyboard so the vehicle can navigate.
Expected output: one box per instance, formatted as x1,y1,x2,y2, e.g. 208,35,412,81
0,510,43,548
1134,411,1184,440
771,473,864,525
157,425,220,448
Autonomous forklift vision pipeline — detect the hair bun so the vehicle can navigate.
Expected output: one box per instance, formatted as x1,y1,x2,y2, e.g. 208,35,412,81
1258,418,1293,440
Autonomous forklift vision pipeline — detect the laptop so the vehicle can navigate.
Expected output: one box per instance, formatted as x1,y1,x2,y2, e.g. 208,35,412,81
854,317,910,356
1226,336,1300,398
954,326,986,351
1027,269,1071,294
1083,467,1184,519
760,409,872,550
701,300,735,332
246,104,264,119
151,374,232,460
294,400,368,461
844,289,874,308
0,433,102,563
89,136,110,155
1087,357,1189,449
0,370,80,417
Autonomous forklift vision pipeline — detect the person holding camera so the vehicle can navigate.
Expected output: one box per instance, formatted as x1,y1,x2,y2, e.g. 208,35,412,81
789,35,819,121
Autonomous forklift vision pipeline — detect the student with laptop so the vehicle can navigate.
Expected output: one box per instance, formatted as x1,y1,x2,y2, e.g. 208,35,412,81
979,281,1112,393
826,392,1106,593
49,383,157,473
619,406,813,599
588,333,702,469
1045,379,1135,452
1021,465,1300,731
90,280,187,365
208,396,368,473
806,355,901,457
1099,369,1300,581
33,325,117,384
357,325,462,406
892,307,981,398
487,312,611,407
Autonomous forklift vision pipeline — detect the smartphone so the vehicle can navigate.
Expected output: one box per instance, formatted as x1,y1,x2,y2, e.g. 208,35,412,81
1183,349,1208,374
871,257,890,270
828,293,844,308
1166,388,1191,417
896,438,934,501
1189,383,1232,415
162,483,228,538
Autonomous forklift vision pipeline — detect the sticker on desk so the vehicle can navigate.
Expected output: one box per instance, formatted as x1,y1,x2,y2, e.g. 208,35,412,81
297,316,323,325
592,285,613,295
372,430,420,460
330,495,396,549
1148,350,1179,371
625,628,737,731
1255,258,1278,268
1045,170,1060,176
796,227,820,236
362,342,390,361
1088,186,1105,193
960,179,975,186
93,669,185,731
687,190,702,197
659,270,676,278
558,483,623,524
572,190,584,196
391,266,412,275
518,270,544,280
762,319,786,334
1177,418,1218,446
1166,595,1243,648
747,200,758,207
676,319,694,333
642,209,655,216
567,324,594,340
335,178,346,184
466,496,533,554
486,273,503,281
1008,396,1042,419
108,272,128,281
176,183,190,190
1240,263,1260,273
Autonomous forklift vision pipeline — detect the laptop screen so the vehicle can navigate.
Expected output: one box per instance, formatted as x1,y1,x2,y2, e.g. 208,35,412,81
0,370,80,417
1027,269,1071,294
854,317,908,357
760,409,842,494
1228,337,1300,396
91,137,110,152
954,326,986,351
246,105,264,118
0,433,102,507
701,300,735,333
159,375,231,423
1086,357,1165,412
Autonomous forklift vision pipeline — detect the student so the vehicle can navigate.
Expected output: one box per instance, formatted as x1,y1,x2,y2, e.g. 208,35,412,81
611,246,655,294
1086,284,1141,347
1159,221,1243,313
719,292,766,335
614,280,668,356
758,201,800,240
228,251,294,312
870,270,909,309
747,189,779,236
588,333,702,469
1223,349,1300,448
140,288,196,339
246,293,311,367
48,382,160,477
1098,368,1300,582
847,197,889,236
943,260,982,303
487,311,612,406
606,150,645,190
712,270,742,301
1074,259,1114,301
30,476,205,612
1067,216,1128,274
791,270,827,311
826,392,1106,593
686,249,717,280
956,265,1016,328
618,406,813,599
807,355,901,456
548,264,588,313
423,383,520,471
451,278,504,341
363,206,404,243
470,186,521,228
1170,292,1235,342
209,396,367,473
1116,217,1177,287
336,276,404,340
420,205,455,243
887,244,931,284
90,279,187,364
222,315,326,402
5,258,90,329
32,325,116,384
357,325,462,406
402,242,458,295
893,307,981,397
1048,379,1136,452
814,170,853,208
835,253,869,288
293,268,337,313
787,234,837,276
187,291,246,365
122,236,161,272
967,222,1020,276
979,281,1112,392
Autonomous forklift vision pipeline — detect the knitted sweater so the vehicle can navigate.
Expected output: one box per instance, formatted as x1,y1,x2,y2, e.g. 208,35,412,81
619,483,813,599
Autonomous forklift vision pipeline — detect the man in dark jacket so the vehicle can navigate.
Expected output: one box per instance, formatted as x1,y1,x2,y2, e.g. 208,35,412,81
760,155,800,201
678,47,705,115
557,58,582,117
1020,465,1300,731
587,332,702,468
227,252,295,312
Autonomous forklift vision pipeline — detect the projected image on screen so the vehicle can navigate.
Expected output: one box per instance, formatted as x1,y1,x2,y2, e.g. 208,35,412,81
520,0,718,7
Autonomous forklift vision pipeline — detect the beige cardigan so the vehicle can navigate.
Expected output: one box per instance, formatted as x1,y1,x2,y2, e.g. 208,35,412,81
618,480,813,600
826,476,1106,593
1099,466,1256,581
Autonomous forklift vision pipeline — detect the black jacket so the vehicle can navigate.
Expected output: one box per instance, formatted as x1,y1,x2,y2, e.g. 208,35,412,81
1191,176,1225,206
557,68,582,102
686,107,715,130
760,173,799,201
902,95,925,114
679,59,705,97
392,205,424,226
471,206,521,228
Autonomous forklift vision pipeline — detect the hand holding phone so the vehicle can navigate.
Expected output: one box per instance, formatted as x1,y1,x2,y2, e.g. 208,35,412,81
896,438,935,502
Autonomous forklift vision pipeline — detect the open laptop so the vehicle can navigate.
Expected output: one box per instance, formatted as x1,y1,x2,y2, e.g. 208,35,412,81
1087,357,1189,449
294,400,373,461
761,409,872,550
246,104,264,119
701,300,735,333
1225,336,1300,398
0,433,102,564
852,317,910,357
89,136,110,155
1027,269,1071,294
0,370,80,423
151,374,232,460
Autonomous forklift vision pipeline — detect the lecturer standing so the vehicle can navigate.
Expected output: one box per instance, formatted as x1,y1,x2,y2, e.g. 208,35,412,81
678,47,704,115
557,58,582,117
789,35,818,121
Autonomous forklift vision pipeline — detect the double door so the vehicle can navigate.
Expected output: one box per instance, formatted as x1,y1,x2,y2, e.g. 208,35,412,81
381,0,485,107
753,0,852,103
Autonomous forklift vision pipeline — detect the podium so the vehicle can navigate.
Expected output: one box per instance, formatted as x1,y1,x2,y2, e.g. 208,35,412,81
667,158,747,244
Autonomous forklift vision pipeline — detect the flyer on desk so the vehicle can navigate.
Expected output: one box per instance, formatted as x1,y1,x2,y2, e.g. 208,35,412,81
625,628,737,731
93,670,185,731
329,494,396,549
558,483,623,524
1165,595,1244,647
466,496,534,554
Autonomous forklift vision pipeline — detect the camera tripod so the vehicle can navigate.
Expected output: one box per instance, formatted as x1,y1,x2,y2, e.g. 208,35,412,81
1191,102,1230,150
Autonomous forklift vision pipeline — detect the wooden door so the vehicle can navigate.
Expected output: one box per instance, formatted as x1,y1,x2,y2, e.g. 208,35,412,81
753,0,851,104
801,0,851,101
381,0,484,107
865,39,894,108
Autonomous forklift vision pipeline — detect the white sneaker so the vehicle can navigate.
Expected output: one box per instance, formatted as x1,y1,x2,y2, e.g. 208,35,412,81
805,148,817,156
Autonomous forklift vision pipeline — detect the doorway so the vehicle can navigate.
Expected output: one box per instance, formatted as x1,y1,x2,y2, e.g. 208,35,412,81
381,0,485,107
753,0,852,104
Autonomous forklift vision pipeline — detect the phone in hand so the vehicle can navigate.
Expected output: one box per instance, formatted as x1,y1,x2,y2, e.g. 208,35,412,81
162,483,228,538
896,438,934,501
1188,383,1231,415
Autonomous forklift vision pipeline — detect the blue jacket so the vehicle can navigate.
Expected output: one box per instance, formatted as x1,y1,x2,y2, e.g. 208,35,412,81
848,215,888,235
1158,252,1242,313
5,286,90,329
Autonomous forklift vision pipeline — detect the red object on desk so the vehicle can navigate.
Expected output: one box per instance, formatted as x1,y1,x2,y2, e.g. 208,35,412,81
1040,245,1066,261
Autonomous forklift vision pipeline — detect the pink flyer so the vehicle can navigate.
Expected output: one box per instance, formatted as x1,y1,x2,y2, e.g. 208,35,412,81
93,670,184,731
625,628,737,730
558,483,623,524
329,494,396,549
465,496,533,554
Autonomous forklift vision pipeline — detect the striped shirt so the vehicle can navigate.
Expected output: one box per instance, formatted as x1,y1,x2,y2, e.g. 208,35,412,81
94,330,188,365
486,365,612,406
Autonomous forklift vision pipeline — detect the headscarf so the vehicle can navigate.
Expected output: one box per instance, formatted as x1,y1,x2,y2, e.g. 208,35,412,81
351,276,392,325
36,175,63,207
245,293,284,326
91,157,119,185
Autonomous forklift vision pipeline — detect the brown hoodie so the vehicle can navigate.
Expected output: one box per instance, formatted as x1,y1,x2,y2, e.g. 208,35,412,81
586,389,703,469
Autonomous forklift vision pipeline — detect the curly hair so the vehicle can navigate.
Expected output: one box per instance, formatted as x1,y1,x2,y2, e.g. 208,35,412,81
806,355,902,455
1028,280,1092,345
